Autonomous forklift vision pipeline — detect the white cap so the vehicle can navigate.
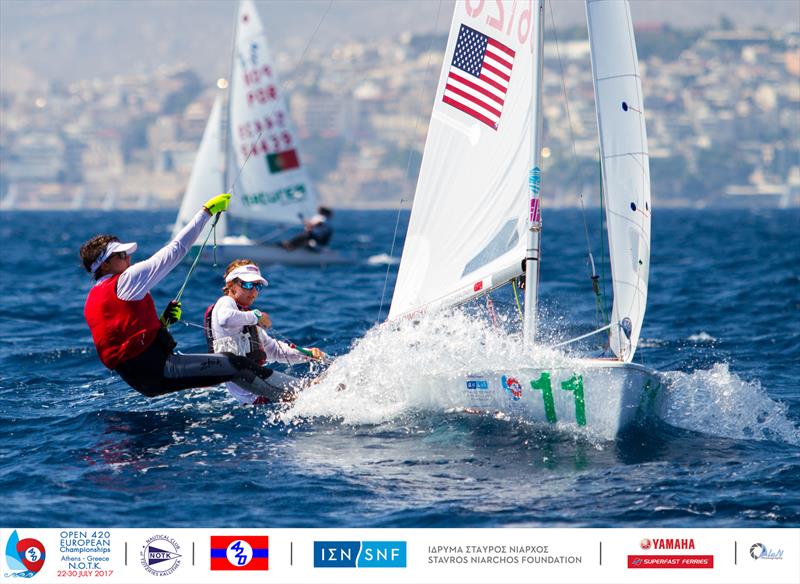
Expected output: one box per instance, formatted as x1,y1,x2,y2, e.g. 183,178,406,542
90,241,137,273
308,214,326,225
225,264,269,286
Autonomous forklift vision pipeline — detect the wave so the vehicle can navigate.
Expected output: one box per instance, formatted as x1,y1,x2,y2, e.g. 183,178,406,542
657,363,800,445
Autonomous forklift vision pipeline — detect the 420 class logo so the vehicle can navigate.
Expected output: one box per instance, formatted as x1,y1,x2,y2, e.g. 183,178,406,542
5,530,46,578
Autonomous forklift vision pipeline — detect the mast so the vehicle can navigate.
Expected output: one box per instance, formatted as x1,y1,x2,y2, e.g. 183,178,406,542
523,0,545,349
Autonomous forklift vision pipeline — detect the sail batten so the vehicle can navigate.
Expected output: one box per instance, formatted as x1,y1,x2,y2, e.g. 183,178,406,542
586,0,651,361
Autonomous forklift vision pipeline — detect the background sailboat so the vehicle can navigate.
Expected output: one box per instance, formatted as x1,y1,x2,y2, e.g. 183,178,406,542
172,0,351,266
387,0,660,439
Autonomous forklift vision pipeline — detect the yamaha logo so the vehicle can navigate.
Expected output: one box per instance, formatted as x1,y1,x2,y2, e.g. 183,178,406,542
640,538,652,550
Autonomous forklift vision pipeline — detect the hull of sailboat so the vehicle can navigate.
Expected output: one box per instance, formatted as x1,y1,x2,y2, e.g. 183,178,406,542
190,243,355,267
420,360,662,440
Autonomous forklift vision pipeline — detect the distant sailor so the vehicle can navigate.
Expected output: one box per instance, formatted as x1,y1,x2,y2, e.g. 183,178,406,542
80,193,296,401
281,206,334,251
205,259,325,405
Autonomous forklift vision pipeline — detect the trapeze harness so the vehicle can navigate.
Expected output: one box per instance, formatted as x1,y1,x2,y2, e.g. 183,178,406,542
203,303,267,365
85,274,294,400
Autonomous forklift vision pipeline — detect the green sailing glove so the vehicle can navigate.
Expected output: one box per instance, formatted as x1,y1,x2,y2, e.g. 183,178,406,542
203,193,231,214
159,300,182,328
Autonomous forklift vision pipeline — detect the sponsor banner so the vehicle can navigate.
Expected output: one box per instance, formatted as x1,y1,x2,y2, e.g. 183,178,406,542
0,528,798,583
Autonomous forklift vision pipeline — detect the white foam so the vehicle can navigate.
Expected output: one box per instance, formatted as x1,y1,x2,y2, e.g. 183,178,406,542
687,331,716,343
658,363,800,445
280,310,577,426
366,253,399,266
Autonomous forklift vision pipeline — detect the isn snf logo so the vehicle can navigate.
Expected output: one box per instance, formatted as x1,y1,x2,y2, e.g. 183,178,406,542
314,541,407,568
5,530,46,578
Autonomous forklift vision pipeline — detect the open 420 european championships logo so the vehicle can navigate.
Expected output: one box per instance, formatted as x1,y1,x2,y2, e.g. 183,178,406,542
5,530,46,578
210,536,269,571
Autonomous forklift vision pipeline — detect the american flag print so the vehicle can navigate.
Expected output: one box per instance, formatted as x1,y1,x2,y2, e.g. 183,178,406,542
443,24,516,130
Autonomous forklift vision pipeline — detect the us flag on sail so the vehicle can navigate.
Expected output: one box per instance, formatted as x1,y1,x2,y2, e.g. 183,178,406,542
443,24,515,130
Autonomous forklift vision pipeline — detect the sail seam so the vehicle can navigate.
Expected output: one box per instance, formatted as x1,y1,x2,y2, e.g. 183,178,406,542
596,73,640,82
603,152,649,159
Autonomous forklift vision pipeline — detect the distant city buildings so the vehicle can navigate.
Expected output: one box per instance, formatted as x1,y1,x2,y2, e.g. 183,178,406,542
0,24,798,209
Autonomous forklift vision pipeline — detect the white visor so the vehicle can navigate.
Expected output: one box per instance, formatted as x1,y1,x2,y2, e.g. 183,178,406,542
90,241,137,273
225,264,268,286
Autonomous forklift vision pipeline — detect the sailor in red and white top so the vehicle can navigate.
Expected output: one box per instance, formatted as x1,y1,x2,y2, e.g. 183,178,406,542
80,193,297,402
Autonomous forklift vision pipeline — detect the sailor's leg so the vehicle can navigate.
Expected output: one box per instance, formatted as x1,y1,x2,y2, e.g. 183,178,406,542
161,352,299,401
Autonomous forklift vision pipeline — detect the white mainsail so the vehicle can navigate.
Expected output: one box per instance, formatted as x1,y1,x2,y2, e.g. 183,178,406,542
586,0,651,360
227,0,318,226
389,2,534,319
171,94,225,239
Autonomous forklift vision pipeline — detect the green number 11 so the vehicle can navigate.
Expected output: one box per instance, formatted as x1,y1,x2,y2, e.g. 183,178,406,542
530,372,586,426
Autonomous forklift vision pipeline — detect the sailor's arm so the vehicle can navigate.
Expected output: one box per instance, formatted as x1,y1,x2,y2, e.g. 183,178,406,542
117,209,212,301
117,194,230,301
259,331,314,365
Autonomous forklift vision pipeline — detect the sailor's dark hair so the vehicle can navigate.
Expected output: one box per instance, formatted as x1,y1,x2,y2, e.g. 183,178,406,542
80,234,119,278
318,206,333,218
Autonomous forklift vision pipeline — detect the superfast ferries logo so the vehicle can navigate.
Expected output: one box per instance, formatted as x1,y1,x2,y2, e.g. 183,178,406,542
629,537,711,569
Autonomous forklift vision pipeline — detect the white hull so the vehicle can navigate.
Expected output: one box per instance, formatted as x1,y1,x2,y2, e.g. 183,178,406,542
420,360,662,440
193,240,354,267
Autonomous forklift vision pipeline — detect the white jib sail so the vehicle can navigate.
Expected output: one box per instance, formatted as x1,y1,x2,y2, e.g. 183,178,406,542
171,94,226,240
389,1,534,319
227,0,318,226
586,0,652,361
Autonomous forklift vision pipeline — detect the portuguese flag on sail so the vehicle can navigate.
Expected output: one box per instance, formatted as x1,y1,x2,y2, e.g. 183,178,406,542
266,149,300,174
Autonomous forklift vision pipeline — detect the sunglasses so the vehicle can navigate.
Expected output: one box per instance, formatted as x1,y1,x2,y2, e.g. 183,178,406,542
105,251,128,262
237,280,264,292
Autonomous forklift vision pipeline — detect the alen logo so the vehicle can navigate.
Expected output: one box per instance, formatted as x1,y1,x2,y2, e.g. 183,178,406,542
4,530,46,578
750,543,783,560
314,541,406,568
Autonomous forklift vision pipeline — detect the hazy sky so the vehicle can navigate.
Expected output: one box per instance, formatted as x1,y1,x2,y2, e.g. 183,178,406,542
1,0,798,86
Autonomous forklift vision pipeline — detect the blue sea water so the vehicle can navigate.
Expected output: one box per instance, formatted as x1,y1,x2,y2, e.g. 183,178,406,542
0,208,798,527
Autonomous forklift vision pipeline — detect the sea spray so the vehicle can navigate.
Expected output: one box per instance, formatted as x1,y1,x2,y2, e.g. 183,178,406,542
280,309,578,425
658,363,800,445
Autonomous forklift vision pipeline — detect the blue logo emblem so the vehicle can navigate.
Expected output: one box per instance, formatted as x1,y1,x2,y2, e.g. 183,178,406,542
314,541,406,568
466,379,489,390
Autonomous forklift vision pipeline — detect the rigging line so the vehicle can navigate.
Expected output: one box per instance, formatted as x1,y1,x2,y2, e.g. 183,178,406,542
552,322,613,348
547,1,596,290
376,0,444,323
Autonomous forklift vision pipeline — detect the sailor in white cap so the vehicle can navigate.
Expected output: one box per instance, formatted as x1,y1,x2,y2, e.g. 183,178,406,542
79,194,299,402
204,259,324,405
281,206,333,251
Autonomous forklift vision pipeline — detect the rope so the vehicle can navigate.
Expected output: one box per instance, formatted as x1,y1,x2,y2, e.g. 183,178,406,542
548,1,606,322
173,212,223,303
511,279,523,321
178,318,333,365
552,322,613,349
377,0,444,323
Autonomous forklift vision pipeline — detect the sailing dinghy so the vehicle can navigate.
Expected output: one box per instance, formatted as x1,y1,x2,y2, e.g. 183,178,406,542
388,0,661,438
172,0,352,266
